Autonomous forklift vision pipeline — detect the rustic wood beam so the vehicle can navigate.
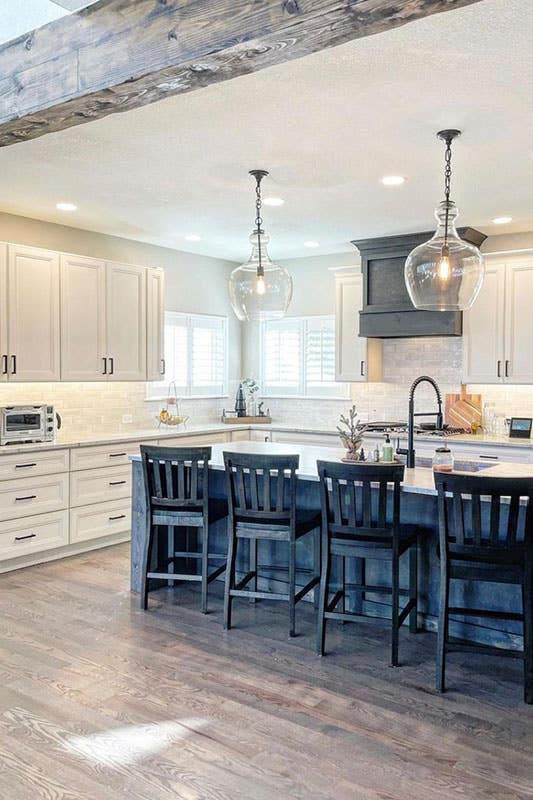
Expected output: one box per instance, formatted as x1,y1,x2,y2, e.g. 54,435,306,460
0,0,485,148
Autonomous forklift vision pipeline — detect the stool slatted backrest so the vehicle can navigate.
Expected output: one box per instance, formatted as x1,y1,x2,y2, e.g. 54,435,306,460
223,451,299,528
140,445,211,516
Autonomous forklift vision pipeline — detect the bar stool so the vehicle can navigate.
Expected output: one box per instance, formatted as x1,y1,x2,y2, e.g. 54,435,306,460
223,451,321,637
140,445,227,613
316,460,421,667
434,471,533,703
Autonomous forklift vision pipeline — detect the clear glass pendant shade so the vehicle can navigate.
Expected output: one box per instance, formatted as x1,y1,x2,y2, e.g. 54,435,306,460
404,200,484,311
229,230,293,321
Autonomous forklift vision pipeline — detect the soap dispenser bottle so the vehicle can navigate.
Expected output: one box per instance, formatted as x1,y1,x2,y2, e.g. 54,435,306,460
382,434,393,463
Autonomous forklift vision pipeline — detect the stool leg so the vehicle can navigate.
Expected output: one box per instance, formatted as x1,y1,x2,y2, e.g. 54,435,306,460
249,538,258,604
391,552,400,667
141,521,155,611
289,538,296,638
313,527,321,610
409,538,419,634
201,520,209,614
167,526,175,587
436,562,450,693
223,523,237,630
341,554,347,620
523,561,533,704
317,532,330,656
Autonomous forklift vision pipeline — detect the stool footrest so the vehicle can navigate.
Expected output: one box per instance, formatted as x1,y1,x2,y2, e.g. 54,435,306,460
343,582,410,596
147,572,201,582
230,588,288,601
448,606,523,622
446,636,523,659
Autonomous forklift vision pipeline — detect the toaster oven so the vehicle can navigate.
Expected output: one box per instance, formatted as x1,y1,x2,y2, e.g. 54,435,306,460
0,405,61,446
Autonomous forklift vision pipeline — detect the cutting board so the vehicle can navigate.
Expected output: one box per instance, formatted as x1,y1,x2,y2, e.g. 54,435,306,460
445,385,482,430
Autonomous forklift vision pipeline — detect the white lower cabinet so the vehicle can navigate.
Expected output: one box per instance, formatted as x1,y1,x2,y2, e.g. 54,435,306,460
0,510,69,560
70,499,131,544
70,464,131,508
0,472,69,522
250,430,272,442
159,433,230,446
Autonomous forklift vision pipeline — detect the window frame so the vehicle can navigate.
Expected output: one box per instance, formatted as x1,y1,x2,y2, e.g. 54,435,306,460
259,314,349,400
146,311,229,400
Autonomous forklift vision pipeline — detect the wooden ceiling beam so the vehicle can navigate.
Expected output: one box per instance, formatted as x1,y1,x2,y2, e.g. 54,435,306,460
0,0,485,148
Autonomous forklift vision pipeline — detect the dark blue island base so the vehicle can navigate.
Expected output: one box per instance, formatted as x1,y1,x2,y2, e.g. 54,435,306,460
130,443,526,652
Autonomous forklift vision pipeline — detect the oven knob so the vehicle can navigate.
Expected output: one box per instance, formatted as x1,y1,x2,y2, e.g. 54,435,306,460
47,426,53,432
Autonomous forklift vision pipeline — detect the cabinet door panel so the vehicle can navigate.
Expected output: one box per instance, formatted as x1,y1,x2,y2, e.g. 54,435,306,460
7,245,60,381
106,262,146,380
61,254,107,381
146,268,165,381
0,244,6,383
462,262,505,384
505,259,533,383
335,273,382,382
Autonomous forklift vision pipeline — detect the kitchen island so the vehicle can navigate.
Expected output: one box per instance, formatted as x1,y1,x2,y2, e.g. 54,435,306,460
130,440,530,652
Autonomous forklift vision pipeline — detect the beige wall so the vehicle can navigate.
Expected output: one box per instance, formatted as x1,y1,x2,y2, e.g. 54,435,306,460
0,211,241,434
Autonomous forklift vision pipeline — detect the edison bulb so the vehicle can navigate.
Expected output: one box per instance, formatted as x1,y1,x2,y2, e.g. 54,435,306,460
255,275,266,295
437,254,451,282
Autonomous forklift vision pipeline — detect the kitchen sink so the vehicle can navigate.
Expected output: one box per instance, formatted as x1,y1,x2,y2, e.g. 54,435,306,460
414,457,492,472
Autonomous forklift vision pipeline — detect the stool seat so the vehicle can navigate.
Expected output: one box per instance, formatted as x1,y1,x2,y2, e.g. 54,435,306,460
235,509,321,540
153,497,228,527
330,522,419,555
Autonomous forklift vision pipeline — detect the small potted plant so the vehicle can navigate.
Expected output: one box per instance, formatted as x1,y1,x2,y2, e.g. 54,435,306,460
337,405,368,461
242,378,260,417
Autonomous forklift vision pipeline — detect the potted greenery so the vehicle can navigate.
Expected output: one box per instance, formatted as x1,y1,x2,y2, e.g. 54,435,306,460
337,405,368,461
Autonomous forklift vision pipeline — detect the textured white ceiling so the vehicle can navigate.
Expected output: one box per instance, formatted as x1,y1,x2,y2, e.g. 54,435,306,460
0,0,531,261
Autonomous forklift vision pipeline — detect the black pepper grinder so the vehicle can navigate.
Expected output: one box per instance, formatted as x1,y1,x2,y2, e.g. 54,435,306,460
235,383,247,417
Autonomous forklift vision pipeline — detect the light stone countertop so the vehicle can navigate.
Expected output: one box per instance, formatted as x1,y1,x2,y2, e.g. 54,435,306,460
128,439,533,497
0,419,531,456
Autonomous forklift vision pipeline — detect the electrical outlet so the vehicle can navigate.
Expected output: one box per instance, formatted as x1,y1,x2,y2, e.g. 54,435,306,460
122,414,133,424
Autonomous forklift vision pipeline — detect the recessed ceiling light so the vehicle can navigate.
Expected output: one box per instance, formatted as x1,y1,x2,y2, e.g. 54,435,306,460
304,240,320,248
184,234,201,242
263,197,285,207
381,175,405,186
56,202,77,211
492,216,512,225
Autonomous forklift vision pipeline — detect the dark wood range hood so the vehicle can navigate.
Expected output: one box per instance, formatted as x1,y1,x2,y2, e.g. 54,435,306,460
352,228,487,338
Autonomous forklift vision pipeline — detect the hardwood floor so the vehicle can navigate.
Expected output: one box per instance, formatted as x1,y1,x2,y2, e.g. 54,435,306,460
0,544,532,800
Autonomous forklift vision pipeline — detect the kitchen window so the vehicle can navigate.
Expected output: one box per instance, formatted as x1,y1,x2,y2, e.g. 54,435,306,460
147,312,228,399
260,315,349,398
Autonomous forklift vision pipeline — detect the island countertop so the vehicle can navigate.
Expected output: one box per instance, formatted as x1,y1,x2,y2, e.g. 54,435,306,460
129,439,533,496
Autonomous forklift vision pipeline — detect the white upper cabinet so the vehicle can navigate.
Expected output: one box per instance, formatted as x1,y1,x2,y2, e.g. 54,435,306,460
335,271,382,383
106,262,146,381
463,255,533,384
7,245,61,382
0,244,7,382
504,258,533,383
462,262,505,383
146,267,165,381
61,254,107,381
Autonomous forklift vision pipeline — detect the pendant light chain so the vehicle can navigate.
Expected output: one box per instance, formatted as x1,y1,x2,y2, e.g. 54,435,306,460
443,135,453,250
255,174,264,278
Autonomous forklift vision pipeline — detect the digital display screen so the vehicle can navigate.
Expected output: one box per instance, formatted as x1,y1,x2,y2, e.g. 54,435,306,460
509,417,532,438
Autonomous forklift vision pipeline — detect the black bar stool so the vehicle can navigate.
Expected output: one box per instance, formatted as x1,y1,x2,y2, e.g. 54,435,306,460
223,451,321,637
434,471,533,703
140,445,227,613
316,460,421,667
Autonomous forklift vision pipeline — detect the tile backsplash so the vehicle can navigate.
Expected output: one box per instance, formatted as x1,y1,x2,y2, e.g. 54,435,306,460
3,337,533,438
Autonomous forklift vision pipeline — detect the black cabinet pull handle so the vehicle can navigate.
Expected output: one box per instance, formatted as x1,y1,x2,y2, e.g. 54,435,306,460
1,355,7,375
15,533,36,541
497,360,501,377
15,494,37,501
11,355,16,375
15,463,37,469
109,453,126,458
102,357,107,375
160,358,165,375
505,360,510,377
109,480,126,486
109,357,114,375
109,514,126,521
479,454,498,460
360,360,365,377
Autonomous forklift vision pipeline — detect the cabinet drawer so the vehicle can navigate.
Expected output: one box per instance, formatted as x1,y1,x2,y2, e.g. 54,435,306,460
70,441,144,471
158,433,229,446
70,499,131,544
0,510,69,561
0,448,69,482
0,473,69,522
70,465,132,507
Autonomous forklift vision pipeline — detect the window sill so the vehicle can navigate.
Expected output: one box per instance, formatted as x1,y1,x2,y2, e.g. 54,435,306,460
145,395,230,403
260,395,350,401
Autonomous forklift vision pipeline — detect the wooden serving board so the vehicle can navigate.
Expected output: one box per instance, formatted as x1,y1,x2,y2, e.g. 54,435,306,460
445,385,482,430
222,416,272,424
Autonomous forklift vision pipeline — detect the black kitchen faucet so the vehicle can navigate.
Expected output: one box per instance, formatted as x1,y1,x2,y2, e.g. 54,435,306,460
396,375,444,468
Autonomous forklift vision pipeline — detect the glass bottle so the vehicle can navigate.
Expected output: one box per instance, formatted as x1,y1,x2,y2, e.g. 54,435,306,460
432,445,454,473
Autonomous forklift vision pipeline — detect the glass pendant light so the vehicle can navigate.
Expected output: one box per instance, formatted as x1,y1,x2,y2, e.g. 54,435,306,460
405,129,484,311
229,169,292,321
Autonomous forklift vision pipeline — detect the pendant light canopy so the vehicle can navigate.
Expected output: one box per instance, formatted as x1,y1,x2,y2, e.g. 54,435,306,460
404,129,484,312
229,169,292,322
